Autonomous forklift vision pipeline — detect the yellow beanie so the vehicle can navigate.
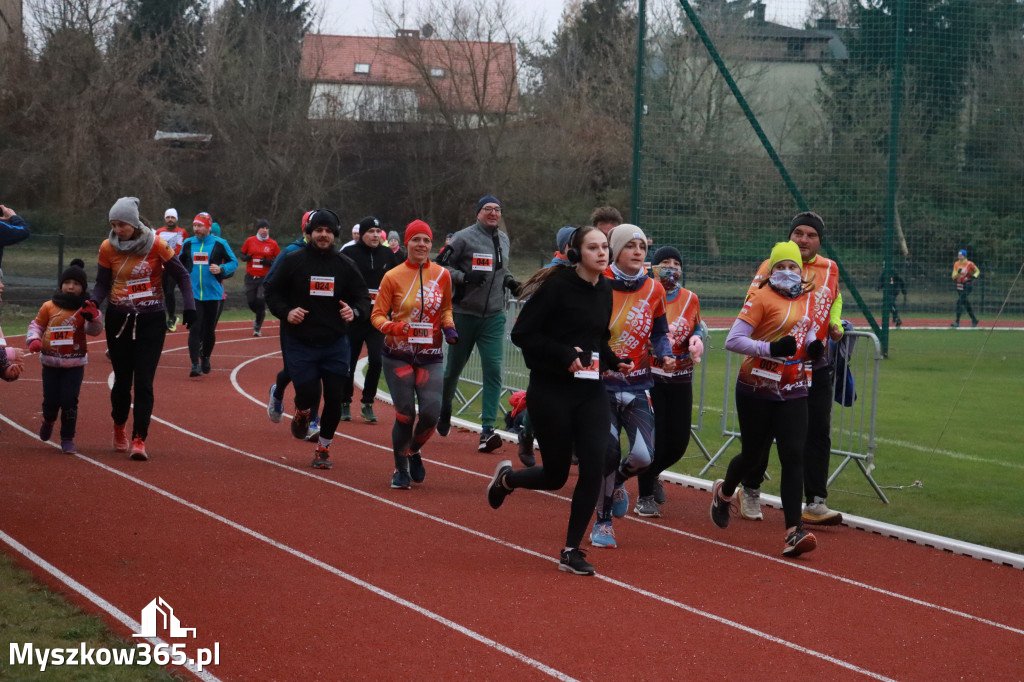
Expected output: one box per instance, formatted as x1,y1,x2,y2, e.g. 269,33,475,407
769,241,802,271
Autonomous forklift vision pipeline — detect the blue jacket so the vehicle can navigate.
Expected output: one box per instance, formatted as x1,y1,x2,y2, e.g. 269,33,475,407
0,214,30,268
265,236,307,286
180,235,238,301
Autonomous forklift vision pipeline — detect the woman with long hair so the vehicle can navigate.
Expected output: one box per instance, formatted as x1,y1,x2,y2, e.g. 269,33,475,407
487,226,631,576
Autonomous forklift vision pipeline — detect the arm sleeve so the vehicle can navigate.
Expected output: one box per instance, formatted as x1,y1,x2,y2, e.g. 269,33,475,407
264,256,294,320
510,284,578,371
219,240,239,276
92,265,112,305
164,256,195,310
830,291,843,331
442,236,467,286
370,275,394,333
724,319,771,357
650,313,672,359
238,240,252,262
344,265,371,322
0,215,30,247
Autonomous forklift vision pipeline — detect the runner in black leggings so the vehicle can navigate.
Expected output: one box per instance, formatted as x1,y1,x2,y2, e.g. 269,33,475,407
487,226,631,576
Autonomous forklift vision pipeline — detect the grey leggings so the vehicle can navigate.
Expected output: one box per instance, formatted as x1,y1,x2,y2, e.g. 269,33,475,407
382,356,443,466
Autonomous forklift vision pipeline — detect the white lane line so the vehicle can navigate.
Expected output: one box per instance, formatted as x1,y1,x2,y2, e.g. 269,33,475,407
0,415,575,682
0,530,222,682
225,353,1024,639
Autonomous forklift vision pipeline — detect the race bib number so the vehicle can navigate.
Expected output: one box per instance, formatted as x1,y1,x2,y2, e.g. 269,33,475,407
368,288,379,305
252,258,264,269
192,252,210,265
409,322,432,344
751,358,782,382
310,276,334,296
126,277,153,301
50,325,74,347
574,351,600,380
472,253,494,272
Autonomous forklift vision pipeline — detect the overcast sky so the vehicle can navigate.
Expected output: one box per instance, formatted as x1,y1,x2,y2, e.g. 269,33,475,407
312,0,809,40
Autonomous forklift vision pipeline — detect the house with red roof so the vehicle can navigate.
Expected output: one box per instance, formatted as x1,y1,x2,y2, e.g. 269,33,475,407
300,29,519,125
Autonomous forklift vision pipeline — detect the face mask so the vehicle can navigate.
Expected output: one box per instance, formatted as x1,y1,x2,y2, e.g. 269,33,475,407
656,265,681,290
769,269,803,297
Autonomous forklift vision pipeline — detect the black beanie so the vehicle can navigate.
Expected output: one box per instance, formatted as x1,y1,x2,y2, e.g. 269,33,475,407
789,212,825,239
358,216,381,237
305,208,340,236
254,219,270,230
652,245,682,266
60,258,88,290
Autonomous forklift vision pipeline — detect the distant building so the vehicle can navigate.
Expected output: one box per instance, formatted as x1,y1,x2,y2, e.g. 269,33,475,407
300,29,519,125
0,0,23,46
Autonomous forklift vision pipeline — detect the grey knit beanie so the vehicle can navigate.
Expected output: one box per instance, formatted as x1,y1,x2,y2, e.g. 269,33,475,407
608,223,647,263
109,197,142,229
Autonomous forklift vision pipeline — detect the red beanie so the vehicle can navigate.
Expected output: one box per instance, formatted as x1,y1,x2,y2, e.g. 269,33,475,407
193,212,212,229
405,219,432,245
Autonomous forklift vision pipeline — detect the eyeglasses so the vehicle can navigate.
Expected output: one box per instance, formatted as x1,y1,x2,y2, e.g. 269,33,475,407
481,206,502,214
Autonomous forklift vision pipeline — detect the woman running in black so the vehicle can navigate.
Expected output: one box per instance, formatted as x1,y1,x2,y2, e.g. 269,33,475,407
486,226,631,576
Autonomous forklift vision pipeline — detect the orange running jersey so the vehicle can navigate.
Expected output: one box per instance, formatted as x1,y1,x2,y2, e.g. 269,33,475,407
97,238,175,313
603,273,668,391
371,260,454,365
736,286,812,400
654,287,701,384
748,254,838,342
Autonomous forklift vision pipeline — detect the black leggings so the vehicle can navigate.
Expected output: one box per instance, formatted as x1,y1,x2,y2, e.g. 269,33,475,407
41,365,85,440
188,299,222,363
639,381,693,497
245,274,267,328
741,365,832,504
505,378,609,549
342,321,384,405
162,271,179,322
955,288,976,323
106,309,167,440
724,392,807,529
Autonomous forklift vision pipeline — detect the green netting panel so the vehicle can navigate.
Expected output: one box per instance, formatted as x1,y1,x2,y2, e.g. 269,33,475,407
635,0,1024,346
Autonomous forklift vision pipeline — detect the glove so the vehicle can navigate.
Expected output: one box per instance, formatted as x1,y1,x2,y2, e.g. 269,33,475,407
768,335,797,357
79,300,99,321
688,335,704,363
806,339,825,361
182,309,198,329
28,339,42,353
505,278,522,297
443,326,459,345
464,271,487,287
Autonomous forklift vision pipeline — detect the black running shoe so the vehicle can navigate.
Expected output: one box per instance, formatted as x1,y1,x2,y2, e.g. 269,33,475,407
558,548,595,576
487,460,513,509
479,429,502,453
782,527,817,557
709,479,733,529
409,453,426,483
291,408,311,440
436,408,451,437
200,356,211,374
517,431,536,467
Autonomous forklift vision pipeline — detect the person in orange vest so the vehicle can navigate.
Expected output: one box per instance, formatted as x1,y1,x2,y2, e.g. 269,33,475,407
950,249,980,328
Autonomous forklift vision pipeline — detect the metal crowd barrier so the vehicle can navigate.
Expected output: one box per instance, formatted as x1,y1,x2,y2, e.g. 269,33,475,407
698,328,887,503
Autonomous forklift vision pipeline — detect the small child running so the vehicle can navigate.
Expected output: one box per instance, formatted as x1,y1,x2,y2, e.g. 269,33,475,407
26,259,103,454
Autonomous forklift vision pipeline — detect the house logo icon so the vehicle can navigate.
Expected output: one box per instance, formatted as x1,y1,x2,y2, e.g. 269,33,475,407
132,597,197,639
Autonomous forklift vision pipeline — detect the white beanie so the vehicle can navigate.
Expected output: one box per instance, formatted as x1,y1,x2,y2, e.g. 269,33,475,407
165,208,178,220
608,223,647,263
109,197,142,229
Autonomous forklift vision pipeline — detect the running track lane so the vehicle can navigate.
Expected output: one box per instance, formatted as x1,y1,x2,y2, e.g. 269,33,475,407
1,322,1022,680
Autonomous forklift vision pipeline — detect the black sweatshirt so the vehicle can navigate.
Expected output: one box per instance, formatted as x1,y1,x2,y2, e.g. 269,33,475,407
264,243,371,347
511,266,619,383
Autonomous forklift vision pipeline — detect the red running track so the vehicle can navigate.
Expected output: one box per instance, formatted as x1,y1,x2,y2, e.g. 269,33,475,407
2,321,1023,680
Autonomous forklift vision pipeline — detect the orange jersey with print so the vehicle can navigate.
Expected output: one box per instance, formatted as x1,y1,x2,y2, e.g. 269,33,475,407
952,259,979,286
97,238,175,312
736,286,812,400
371,260,454,365
748,254,837,342
603,274,667,390
654,287,701,384
30,301,103,364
